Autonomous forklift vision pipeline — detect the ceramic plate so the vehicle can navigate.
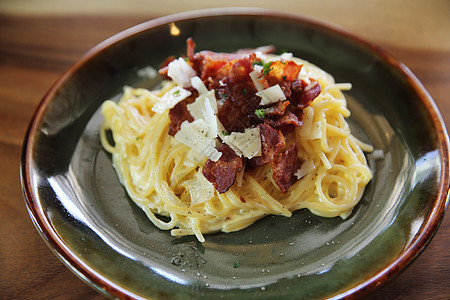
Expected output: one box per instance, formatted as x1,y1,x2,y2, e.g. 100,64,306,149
21,8,449,299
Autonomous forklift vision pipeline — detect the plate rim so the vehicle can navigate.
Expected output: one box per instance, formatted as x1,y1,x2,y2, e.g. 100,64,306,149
20,7,450,299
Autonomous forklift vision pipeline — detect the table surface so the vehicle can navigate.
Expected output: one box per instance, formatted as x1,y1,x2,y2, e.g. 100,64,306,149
1,1,449,299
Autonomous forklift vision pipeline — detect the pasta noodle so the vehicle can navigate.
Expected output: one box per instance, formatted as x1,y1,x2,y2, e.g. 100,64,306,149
100,52,373,242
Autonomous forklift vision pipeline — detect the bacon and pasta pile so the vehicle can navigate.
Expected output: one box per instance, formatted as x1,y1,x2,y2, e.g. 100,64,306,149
100,38,373,242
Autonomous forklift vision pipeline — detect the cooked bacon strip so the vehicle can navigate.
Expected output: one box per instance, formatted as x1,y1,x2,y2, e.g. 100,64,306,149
187,38,274,82
271,142,300,193
168,92,197,136
249,123,285,167
265,60,302,83
211,54,262,132
202,144,245,193
263,100,290,117
267,110,303,131
290,79,321,109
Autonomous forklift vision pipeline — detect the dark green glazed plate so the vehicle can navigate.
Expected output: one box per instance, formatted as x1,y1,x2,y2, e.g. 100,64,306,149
21,8,449,299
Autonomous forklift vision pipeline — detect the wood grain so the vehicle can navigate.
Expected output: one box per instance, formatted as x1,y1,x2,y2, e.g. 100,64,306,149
1,12,449,299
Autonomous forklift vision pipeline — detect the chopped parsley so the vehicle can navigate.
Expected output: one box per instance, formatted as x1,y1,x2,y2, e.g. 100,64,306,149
173,90,180,95
241,88,247,94
252,60,273,78
184,57,189,61
282,75,287,81
255,109,266,119
222,130,230,136
136,137,141,141
234,261,240,268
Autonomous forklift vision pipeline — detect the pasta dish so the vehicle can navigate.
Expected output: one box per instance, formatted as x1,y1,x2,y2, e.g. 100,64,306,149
100,38,373,242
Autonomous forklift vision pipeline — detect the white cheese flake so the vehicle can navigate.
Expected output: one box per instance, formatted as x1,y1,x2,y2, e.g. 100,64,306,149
256,84,286,106
167,57,196,88
222,127,261,159
298,107,314,137
249,70,265,92
174,120,222,162
151,86,191,114
187,90,218,138
294,160,316,179
185,169,216,206
190,76,209,95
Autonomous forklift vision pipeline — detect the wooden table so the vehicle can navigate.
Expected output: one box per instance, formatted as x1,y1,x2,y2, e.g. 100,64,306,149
1,1,449,299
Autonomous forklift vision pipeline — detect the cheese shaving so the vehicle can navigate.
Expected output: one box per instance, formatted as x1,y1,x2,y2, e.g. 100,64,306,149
167,57,196,87
174,120,222,161
294,160,316,179
256,84,286,106
191,76,209,95
222,127,261,159
151,86,191,114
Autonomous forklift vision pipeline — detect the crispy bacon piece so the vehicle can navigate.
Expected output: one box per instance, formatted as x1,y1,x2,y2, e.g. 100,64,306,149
249,123,285,167
267,110,303,131
263,100,290,117
168,92,197,136
187,37,273,82
271,142,300,193
262,60,303,98
212,54,262,132
290,79,321,109
202,144,245,193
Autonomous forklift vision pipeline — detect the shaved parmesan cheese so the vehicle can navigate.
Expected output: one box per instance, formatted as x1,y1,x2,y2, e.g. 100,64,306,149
216,118,229,140
151,86,191,114
294,160,316,179
188,90,218,116
167,57,196,88
187,90,218,138
298,107,314,137
184,149,206,167
249,70,265,91
175,120,222,162
256,84,286,106
222,127,261,159
202,99,218,138
186,169,216,206
191,76,209,95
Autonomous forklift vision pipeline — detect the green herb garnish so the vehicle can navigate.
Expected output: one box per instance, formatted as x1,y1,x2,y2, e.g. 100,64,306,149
252,60,264,67
222,130,230,136
234,261,240,268
255,109,266,119
252,60,273,78
241,88,247,94
136,137,141,141
173,90,180,95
